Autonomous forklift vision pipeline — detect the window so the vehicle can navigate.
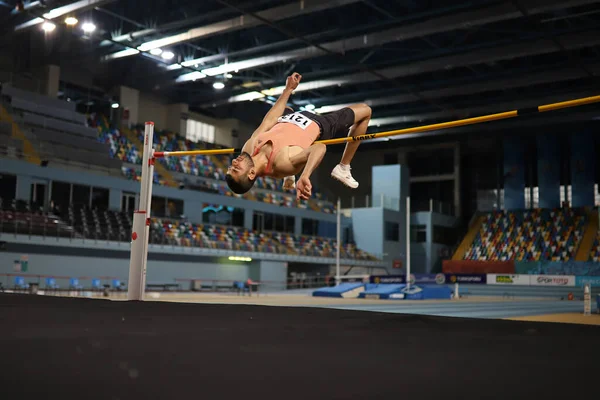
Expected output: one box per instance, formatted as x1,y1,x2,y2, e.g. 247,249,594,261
51,181,71,211
0,174,16,204
72,184,90,208
560,185,572,206
524,187,539,209
302,218,319,236
186,119,216,144
166,198,184,218
91,187,109,210
595,184,600,207
411,224,427,242
433,225,456,245
384,222,399,241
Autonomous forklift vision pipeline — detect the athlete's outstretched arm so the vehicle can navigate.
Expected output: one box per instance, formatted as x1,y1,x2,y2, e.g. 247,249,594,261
256,72,302,132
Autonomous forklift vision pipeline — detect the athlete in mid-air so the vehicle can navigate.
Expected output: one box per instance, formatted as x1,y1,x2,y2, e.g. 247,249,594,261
225,72,372,200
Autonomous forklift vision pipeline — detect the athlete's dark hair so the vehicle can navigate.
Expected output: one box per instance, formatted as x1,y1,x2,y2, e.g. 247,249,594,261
226,173,256,194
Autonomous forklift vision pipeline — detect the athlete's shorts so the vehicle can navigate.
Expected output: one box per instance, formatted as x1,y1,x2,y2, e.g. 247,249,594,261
300,108,355,140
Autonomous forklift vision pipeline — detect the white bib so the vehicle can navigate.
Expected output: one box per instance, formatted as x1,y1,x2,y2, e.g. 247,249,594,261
277,112,314,130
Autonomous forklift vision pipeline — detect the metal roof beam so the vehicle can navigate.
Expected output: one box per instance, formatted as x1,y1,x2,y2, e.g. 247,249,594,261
101,0,362,60
313,63,600,113
203,29,600,107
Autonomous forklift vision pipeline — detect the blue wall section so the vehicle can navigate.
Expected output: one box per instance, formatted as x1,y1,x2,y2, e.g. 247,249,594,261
503,135,525,210
570,131,595,207
372,165,401,210
536,133,560,209
351,207,383,257
318,221,336,238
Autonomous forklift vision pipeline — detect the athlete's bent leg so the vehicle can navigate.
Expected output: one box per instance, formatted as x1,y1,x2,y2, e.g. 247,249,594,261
331,103,372,189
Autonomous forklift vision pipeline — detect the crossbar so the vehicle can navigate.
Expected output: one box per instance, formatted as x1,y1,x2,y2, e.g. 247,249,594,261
153,94,600,158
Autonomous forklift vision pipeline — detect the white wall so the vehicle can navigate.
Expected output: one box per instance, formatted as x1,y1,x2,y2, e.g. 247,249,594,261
138,93,168,129
187,111,254,148
0,252,249,287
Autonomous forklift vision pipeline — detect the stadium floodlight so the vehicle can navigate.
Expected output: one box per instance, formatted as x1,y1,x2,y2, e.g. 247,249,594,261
64,17,78,26
81,22,96,33
41,22,56,32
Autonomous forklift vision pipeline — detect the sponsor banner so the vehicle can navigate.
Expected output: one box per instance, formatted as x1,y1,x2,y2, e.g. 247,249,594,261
443,260,515,274
516,261,600,276
575,276,600,287
370,275,405,284
411,274,439,284
530,275,575,287
487,274,530,285
443,274,487,284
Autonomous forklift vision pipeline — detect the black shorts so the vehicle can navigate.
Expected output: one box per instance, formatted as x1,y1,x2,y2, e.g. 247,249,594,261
300,108,355,140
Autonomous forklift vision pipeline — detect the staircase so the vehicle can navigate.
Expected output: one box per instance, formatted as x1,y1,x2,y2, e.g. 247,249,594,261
575,209,598,261
121,126,177,188
0,104,41,165
452,215,486,260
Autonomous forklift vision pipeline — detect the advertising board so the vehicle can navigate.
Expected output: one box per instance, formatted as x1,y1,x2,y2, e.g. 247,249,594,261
529,275,575,287
442,274,487,284
486,274,530,285
575,276,600,287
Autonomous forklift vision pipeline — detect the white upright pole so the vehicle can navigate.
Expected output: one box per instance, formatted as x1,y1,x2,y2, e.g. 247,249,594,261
128,122,155,301
406,196,411,290
336,197,341,286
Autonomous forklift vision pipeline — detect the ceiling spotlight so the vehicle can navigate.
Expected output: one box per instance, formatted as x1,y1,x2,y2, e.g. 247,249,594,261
150,48,163,56
65,17,78,26
111,103,119,109
213,82,225,90
161,51,174,60
305,104,315,111
225,73,233,79
41,22,56,32
81,22,96,33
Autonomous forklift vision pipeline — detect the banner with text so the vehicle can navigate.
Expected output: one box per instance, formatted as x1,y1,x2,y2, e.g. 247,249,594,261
442,274,487,285
575,276,600,287
487,274,530,285
370,275,405,284
529,275,575,287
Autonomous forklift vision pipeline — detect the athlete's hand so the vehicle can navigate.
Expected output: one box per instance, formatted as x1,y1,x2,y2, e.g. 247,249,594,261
283,176,296,190
286,72,302,91
296,175,312,201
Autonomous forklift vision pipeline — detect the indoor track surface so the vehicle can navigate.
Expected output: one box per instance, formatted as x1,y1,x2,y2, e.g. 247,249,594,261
1,293,599,400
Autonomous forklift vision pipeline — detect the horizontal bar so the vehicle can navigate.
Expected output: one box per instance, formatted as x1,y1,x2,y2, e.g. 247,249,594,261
149,94,600,157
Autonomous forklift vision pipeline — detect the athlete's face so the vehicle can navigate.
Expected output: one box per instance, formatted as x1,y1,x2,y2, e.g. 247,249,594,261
227,153,255,181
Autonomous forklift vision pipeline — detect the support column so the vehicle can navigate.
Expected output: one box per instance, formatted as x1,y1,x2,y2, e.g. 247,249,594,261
244,209,254,231
118,86,140,127
454,143,461,217
45,65,60,98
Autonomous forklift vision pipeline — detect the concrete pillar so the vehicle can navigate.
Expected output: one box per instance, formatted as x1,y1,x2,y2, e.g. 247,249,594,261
244,209,254,231
109,188,122,211
294,216,302,235
45,65,60,98
166,103,189,135
454,143,461,217
16,175,32,201
119,86,140,126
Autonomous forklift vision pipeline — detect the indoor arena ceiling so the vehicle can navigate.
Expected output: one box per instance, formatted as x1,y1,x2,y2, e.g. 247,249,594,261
2,0,600,135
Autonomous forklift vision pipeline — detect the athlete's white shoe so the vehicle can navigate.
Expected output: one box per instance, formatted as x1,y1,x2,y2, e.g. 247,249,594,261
331,164,359,189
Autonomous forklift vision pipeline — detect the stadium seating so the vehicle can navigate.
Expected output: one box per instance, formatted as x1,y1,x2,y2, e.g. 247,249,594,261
464,208,587,261
1,84,121,170
0,199,373,260
99,125,335,213
149,217,377,260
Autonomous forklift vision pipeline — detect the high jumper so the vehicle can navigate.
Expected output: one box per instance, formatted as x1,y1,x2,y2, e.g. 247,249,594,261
225,72,372,201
